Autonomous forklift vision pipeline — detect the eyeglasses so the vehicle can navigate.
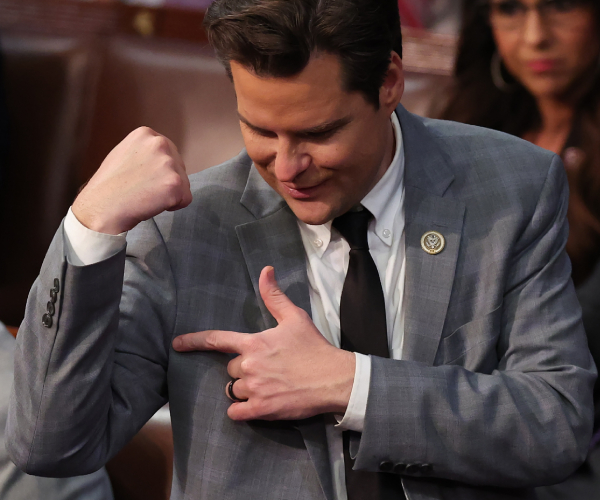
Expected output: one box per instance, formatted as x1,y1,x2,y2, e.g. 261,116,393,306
486,0,592,30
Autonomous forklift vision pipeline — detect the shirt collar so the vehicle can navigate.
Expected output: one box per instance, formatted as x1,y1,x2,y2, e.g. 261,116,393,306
298,111,405,257
361,111,405,247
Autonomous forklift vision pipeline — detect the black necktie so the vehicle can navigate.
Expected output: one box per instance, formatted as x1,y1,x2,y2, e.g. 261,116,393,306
333,208,405,500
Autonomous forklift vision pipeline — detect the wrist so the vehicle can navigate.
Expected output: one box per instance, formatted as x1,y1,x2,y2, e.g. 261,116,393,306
72,198,129,235
324,349,356,414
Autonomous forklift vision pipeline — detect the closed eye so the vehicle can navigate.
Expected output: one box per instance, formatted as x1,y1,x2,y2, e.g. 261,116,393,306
238,112,351,142
242,122,277,139
297,128,340,141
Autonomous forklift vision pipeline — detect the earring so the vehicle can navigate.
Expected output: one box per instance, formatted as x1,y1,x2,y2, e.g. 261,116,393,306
491,51,516,92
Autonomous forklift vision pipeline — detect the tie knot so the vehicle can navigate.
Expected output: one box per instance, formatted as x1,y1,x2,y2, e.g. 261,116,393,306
333,208,373,250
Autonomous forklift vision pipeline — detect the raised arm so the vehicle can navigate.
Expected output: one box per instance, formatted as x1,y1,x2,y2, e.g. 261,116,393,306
7,128,191,476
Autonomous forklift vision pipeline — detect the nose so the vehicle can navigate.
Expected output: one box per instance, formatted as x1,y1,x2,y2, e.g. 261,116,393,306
273,139,311,183
522,9,552,47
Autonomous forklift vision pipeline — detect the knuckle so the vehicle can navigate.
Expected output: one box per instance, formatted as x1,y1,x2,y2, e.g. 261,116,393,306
163,176,185,206
240,358,252,374
166,171,183,189
289,307,306,323
186,335,201,350
245,378,260,394
133,126,151,138
151,135,170,153
269,287,285,301
205,331,220,350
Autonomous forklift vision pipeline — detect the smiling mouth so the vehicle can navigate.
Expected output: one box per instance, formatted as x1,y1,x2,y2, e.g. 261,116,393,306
281,181,325,200
528,59,557,73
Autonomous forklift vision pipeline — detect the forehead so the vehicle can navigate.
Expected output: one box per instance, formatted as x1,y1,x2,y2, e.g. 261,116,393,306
230,54,368,130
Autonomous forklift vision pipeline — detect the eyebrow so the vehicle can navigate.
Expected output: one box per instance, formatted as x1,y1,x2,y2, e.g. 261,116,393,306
237,112,352,137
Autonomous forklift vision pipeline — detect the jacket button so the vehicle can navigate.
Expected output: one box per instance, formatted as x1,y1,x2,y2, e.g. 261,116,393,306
53,278,60,293
421,463,433,474
42,313,53,328
393,463,407,474
47,301,55,316
405,464,420,474
379,461,394,472
50,289,58,304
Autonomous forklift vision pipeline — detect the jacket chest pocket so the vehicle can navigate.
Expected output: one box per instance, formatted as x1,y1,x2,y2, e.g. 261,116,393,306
435,305,503,371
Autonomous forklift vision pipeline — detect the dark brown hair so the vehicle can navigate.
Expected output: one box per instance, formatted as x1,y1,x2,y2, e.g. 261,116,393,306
203,0,403,108
441,0,600,223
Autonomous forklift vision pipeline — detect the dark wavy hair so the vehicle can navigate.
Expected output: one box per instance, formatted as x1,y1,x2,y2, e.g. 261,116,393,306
441,0,600,223
203,0,403,108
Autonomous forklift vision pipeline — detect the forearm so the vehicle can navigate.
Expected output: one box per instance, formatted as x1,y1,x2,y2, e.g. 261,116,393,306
355,345,595,487
7,221,171,476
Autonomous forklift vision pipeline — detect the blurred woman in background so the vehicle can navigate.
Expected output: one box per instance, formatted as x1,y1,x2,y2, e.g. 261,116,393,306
441,0,600,497
443,0,600,284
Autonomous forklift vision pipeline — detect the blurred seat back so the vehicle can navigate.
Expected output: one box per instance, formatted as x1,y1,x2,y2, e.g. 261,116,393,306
0,33,99,325
81,36,244,180
106,406,174,500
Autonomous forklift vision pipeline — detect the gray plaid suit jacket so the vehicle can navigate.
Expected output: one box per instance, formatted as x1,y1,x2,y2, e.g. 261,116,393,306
7,105,596,500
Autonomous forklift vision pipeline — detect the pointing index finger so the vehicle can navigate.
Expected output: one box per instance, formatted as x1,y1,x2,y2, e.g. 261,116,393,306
172,330,249,354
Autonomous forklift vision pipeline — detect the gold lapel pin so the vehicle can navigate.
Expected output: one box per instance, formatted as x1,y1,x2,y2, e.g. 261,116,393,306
421,231,445,255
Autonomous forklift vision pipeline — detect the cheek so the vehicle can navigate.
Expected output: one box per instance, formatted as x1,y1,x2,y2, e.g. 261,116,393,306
317,124,383,169
562,29,600,74
492,29,520,71
310,143,353,170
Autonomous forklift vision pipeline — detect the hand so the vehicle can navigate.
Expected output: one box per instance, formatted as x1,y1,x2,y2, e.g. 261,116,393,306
172,266,356,421
72,127,192,234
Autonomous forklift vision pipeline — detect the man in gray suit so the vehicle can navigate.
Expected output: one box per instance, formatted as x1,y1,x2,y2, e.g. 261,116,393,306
6,0,596,499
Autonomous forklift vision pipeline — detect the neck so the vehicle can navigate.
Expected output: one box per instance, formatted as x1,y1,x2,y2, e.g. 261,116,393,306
526,97,574,155
383,118,397,174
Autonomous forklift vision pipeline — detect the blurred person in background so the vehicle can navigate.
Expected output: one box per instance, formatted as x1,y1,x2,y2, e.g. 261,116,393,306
441,0,600,498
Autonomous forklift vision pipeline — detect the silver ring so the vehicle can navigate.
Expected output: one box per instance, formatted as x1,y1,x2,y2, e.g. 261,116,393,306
226,379,247,402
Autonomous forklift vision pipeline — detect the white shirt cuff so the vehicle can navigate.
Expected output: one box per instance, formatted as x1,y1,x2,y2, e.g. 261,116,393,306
64,207,127,266
335,352,371,432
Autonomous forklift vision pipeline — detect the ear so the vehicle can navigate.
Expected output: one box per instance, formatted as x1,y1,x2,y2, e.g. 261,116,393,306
379,51,404,112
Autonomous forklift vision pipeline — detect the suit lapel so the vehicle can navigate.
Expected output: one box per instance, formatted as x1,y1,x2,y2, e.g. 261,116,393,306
237,166,334,500
397,105,465,366
235,206,311,327
402,187,464,365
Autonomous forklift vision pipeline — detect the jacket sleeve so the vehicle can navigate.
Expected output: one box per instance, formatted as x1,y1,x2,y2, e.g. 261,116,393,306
355,155,597,488
6,217,175,477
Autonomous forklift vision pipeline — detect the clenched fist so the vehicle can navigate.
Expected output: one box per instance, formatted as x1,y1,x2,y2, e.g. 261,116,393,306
72,127,192,234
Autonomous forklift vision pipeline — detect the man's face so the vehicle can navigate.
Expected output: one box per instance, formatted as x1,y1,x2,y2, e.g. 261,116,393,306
231,53,403,225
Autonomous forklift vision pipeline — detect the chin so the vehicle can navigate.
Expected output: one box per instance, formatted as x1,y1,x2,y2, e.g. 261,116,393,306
287,200,336,226
294,211,332,226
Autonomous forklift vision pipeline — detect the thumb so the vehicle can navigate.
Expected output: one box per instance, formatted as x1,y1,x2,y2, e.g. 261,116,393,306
259,266,296,324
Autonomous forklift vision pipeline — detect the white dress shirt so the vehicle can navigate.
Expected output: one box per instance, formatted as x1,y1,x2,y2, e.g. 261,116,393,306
297,112,405,499
63,112,406,500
